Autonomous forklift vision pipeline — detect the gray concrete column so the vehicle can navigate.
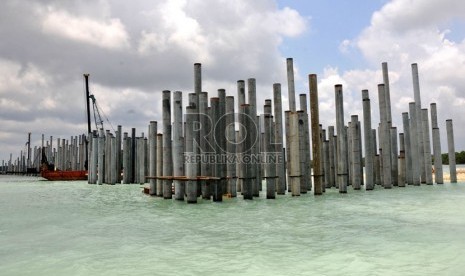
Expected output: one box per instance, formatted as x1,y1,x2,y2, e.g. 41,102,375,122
90,133,98,184
149,121,157,195
378,84,392,188
116,125,122,183
110,136,117,185
286,58,296,112
264,114,276,199
237,81,246,195
328,126,336,188
323,140,330,189
218,89,228,198
299,93,312,192
297,111,308,194
402,112,413,185
390,127,398,186
199,91,210,199
226,96,237,197
130,128,136,183
347,122,353,187
97,129,104,185
319,125,326,192
430,103,443,184
173,91,184,200
211,97,223,202
335,84,348,193
409,102,421,185
362,90,374,190
185,105,197,203
446,119,457,183
273,83,286,194
421,108,433,184
162,90,173,199
382,62,393,125
309,74,323,195
240,104,254,199
285,110,291,192
351,115,361,190
412,63,426,183
288,112,301,196
398,133,406,187
122,132,130,184
156,134,163,196
247,79,260,197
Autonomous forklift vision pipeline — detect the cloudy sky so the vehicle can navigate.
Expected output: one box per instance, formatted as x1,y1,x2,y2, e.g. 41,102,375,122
1,0,464,162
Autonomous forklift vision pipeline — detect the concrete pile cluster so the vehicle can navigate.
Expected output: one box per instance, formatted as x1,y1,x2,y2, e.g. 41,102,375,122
1,59,458,198
1,133,87,175
84,59,458,203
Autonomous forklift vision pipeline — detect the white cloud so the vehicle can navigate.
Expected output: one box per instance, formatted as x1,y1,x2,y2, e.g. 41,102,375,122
325,0,465,150
41,8,130,50
0,0,308,161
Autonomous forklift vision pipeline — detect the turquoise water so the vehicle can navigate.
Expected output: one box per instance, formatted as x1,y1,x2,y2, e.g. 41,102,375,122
1,175,465,276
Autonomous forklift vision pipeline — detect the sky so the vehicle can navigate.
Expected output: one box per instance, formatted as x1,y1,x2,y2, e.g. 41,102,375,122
1,0,465,163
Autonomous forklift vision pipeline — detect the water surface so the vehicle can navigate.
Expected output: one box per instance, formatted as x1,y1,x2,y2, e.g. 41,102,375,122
1,175,464,275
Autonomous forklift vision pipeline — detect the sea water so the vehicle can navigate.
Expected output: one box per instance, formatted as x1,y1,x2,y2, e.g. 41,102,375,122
1,173,465,276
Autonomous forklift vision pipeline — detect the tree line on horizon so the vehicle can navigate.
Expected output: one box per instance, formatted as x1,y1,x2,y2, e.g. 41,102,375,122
439,151,465,165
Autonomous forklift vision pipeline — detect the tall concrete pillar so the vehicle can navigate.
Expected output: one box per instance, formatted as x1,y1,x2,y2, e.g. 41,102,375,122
285,110,291,192
319,125,326,192
421,109,433,184
402,112,413,184
328,126,336,188
351,115,361,190
264,114,276,199
226,96,237,197
446,119,457,183
378,84,392,188
156,134,163,196
97,129,104,185
323,140,330,189
297,111,308,194
390,127,398,186
130,128,136,183
237,81,246,194
149,121,157,195
412,63,426,183
409,103,421,185
430,103,443,184
309,74,322,195
162,90,173,199
299,93,312,192
347,122,353,187
90,133,98,184
374,127,381,184
288,112,301,196
247,79,260,197
399,133,406,187
218,89,228,198
335,84,348,193
199,91,210,199
286,58,296,112
273,83,286,194
185,105,197,203
211,97,224,202
240,104,254,199
110,136,117,185
382,62,393,126
173,91,184,200
362,90,374,190
122,133,130,184
116,125,122,183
